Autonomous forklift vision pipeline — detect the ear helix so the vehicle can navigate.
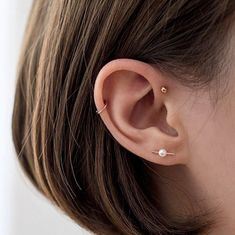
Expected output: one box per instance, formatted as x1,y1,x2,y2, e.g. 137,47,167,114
95,102,108,114
95,86,175,158
96,86,168,114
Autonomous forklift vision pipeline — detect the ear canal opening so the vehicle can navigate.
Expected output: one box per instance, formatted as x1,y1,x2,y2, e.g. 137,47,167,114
157,105,179,137
129,88,178,137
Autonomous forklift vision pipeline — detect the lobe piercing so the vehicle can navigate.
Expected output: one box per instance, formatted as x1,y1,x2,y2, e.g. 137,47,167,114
151,148,175,157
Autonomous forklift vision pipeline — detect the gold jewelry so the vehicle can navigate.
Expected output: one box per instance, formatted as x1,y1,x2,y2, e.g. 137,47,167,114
96,102,107,114
160,86,167,94
96,86,167,114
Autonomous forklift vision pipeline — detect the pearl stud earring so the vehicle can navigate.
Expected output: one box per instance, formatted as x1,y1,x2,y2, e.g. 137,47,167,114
151,148,175,157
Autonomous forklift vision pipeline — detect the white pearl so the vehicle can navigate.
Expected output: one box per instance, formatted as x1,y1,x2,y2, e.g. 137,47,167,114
158,148,167,157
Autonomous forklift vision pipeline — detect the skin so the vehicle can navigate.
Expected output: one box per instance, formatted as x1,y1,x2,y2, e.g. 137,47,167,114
93,48,235,233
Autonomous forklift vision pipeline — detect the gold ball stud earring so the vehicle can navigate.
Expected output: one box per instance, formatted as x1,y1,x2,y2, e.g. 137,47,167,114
160,86,168,94
96,86,167,115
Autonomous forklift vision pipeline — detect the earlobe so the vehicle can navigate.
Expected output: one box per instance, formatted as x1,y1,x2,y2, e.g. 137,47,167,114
93,58,190,166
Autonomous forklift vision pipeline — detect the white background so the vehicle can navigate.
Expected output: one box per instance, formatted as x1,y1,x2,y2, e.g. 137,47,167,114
0,1,91,234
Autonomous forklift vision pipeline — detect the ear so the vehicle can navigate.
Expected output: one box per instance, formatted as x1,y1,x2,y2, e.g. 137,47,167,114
93,59,189,166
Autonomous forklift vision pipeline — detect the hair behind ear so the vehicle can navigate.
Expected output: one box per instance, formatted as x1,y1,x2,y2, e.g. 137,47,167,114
11,0,235,234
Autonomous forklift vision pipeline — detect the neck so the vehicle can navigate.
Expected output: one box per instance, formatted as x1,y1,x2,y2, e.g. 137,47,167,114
149,163,235,234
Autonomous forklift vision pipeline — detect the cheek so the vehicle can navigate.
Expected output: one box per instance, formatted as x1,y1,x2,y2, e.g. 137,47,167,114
184,93,235,170
177,89,235,203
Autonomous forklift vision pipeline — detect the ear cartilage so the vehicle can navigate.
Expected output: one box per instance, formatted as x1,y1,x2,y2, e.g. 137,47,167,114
96,86,166,114
152,148,175,157
160,86,168,94
96,102,107,114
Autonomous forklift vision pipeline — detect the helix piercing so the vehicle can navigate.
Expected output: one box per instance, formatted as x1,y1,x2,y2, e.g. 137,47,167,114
160,86,168,94
96,86,168,114
151,148,175,157
96,102,107,114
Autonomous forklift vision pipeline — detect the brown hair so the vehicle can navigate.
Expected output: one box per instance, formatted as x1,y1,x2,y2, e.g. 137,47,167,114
12,0,235,234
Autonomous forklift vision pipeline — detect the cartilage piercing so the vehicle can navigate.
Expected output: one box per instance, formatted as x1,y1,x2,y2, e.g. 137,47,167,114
96,86,168,114
96,102,107,114
160,86,168,94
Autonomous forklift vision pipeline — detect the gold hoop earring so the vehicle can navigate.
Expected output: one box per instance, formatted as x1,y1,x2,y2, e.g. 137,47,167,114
96,102,107,114
96,86,167,115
